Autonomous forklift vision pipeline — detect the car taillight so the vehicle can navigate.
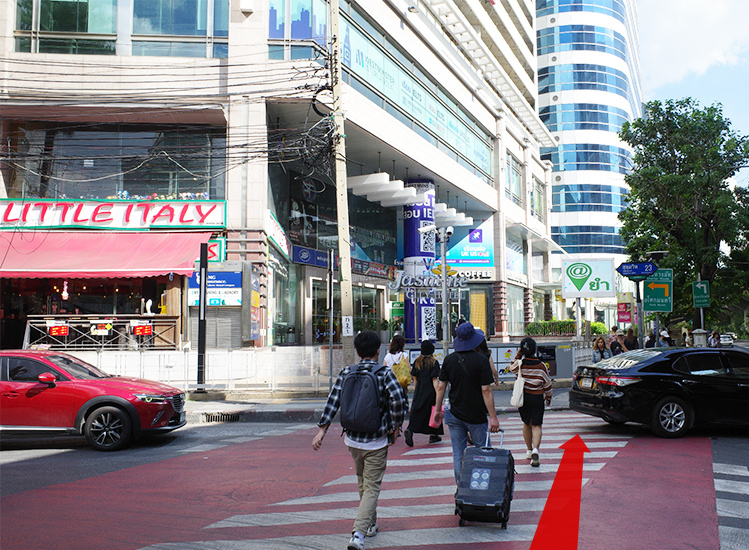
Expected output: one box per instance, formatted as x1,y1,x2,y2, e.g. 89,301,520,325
595,376,641,387
572,372,578,380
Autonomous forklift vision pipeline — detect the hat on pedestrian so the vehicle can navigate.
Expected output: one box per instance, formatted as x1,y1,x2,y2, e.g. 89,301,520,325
420,340,435,356
616,329,625,336
660,330,669,338
453,322,485,352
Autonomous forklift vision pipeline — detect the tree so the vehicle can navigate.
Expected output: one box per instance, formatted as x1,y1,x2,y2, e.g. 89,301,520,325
618,98,749,329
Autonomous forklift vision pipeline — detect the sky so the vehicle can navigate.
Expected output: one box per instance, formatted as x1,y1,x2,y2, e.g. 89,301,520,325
636,0,749,186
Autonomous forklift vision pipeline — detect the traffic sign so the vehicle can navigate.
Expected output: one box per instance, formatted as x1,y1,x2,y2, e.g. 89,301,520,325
692,280,710,308
616,262,658,280
643,269,673,312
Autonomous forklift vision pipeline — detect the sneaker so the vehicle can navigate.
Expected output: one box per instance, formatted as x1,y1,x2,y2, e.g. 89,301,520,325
531,448,540,467
347,534,365,550
404,429,414,447
525,449,533,460
365,522,378,537
429,435,442,444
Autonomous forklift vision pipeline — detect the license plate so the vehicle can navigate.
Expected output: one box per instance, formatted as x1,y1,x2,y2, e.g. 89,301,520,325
580,378,593,389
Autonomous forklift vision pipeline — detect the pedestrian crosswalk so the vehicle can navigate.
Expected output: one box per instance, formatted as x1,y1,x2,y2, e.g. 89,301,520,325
140,412,634,549
713,461,749,550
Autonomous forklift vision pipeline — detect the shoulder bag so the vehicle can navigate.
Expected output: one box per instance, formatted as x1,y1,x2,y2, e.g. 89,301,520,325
510,361,525,408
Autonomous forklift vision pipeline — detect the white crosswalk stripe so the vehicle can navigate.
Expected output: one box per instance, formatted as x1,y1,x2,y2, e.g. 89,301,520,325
713,461,749,549
139,412,633,549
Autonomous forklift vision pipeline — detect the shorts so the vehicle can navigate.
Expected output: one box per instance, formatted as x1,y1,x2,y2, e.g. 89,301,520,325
518,392,545,426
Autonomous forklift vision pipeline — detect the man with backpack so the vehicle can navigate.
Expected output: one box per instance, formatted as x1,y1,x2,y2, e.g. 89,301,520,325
312,330,407,550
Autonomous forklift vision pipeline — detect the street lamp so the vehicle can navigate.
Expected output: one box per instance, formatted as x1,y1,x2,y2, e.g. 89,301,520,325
418,224,454,357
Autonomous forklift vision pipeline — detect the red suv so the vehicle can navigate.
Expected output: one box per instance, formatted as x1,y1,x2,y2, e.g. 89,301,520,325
0,350,186,451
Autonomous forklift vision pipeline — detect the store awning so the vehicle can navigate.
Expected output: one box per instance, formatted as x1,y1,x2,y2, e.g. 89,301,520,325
0,231,214,278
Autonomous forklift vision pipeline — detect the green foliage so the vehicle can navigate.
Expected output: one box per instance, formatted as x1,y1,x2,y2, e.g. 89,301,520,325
525,320,576,336
590,322,607,335
619,98,749,328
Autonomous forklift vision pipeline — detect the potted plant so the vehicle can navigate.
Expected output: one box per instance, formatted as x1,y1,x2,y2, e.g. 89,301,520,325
379,319,390,343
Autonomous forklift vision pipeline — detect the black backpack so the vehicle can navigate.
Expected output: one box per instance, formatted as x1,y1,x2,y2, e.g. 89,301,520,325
339,363,387,433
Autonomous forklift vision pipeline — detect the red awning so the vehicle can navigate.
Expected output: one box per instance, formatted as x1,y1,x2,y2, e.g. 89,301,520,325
0,231,213,278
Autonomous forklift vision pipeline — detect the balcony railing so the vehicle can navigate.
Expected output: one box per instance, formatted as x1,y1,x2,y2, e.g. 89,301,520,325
23,315,180,351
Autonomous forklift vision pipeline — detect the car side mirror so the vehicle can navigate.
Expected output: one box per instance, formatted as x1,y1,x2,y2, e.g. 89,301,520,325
38,372,57,387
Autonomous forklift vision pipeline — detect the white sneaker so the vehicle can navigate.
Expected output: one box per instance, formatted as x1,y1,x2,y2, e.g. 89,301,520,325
347,534,365,550
531,448,540,467
525,449,533,460
365,522,378,537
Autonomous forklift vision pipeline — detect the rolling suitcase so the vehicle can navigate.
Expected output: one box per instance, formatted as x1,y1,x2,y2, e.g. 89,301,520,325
454,429,514,528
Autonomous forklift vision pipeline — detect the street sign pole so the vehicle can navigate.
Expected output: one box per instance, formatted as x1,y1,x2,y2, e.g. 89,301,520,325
617,262,657,347
698,274,704,329
636,281,644,348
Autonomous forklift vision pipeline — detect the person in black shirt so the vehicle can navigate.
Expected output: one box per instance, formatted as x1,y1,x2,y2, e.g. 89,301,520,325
433,322,500,483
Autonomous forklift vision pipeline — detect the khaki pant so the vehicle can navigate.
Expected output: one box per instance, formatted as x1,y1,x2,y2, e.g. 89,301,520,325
347,445,388,534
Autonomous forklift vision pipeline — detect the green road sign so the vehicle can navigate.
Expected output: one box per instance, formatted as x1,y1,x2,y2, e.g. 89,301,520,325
643,269,673,313
692,281,710,308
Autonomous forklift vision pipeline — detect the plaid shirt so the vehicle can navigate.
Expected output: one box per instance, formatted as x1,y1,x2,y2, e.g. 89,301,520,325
317,358,407,444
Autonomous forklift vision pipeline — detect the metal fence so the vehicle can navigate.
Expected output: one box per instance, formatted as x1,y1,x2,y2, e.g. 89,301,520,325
72,345,345,395
23,315,180,351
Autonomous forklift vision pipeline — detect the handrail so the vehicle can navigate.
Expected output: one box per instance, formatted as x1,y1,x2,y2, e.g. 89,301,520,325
23,315,180,351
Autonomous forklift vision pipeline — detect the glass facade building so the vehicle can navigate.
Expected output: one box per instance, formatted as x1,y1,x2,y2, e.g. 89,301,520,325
536,0,641,256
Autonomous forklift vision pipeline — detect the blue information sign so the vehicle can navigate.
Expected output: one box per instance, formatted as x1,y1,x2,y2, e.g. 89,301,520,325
616,262,658,279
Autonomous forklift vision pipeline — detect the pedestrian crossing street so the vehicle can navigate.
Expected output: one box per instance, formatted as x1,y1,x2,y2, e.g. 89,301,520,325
142,412,634,549
713,461,749,550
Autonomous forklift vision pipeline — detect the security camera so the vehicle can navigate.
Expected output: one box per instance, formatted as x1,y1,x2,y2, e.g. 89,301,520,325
444,226,454,237
418,224,437,234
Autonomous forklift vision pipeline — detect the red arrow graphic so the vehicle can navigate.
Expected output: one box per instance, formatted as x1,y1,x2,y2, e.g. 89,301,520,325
530,435,590,550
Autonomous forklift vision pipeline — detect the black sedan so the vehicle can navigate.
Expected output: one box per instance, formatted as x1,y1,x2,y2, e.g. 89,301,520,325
570,347,749,437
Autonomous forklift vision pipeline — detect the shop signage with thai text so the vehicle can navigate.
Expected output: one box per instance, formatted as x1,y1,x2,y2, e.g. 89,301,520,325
0,199,226,230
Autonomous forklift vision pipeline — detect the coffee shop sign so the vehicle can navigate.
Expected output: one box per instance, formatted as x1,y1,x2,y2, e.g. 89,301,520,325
388,270,469,291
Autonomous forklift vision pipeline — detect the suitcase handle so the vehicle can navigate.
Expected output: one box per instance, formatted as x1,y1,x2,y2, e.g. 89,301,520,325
483,428,503,449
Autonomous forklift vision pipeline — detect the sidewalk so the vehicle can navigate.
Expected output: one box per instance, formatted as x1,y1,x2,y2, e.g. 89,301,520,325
184,385,572,424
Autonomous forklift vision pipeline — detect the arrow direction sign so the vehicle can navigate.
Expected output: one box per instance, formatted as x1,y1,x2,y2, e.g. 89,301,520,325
530,435,590,550
643,269,673,313
647,282,669,297
692,280,710,308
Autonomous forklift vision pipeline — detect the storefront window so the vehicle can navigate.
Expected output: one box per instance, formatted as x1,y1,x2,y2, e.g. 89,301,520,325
8,123,226,200
312,279,340,344
268,247,299,345
506,233,526,275
312,281,384,344
534,290,545,322
506,284,525,336
270,167,398,268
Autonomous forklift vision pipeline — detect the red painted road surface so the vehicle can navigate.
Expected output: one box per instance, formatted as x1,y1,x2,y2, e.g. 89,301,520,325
0,414,720,550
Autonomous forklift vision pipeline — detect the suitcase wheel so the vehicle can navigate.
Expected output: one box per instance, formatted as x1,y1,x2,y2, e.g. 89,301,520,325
458,518,465,527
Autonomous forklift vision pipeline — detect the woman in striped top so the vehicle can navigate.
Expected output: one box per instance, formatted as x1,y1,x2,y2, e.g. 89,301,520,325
510,337,552,467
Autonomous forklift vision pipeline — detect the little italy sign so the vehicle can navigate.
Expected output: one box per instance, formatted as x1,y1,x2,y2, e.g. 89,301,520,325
0,199,226,230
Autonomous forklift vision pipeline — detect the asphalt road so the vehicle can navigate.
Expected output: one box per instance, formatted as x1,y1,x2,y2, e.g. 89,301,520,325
2,412,747,550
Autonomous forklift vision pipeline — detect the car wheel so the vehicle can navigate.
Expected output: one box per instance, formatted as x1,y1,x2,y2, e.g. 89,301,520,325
650,396,690,438
84,406,133,451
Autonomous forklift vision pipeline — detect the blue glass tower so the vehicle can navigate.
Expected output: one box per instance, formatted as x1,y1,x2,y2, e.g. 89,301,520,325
536,0,642,257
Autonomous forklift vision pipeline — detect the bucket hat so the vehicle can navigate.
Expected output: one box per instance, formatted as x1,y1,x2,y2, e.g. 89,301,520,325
453,322,485,352
420,340,435,356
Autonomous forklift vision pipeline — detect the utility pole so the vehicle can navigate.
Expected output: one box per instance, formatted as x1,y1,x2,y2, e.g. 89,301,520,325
439,228,450,359
330,0,355,362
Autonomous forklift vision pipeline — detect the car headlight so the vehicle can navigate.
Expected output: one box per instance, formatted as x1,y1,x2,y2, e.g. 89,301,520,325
135,394,168,403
